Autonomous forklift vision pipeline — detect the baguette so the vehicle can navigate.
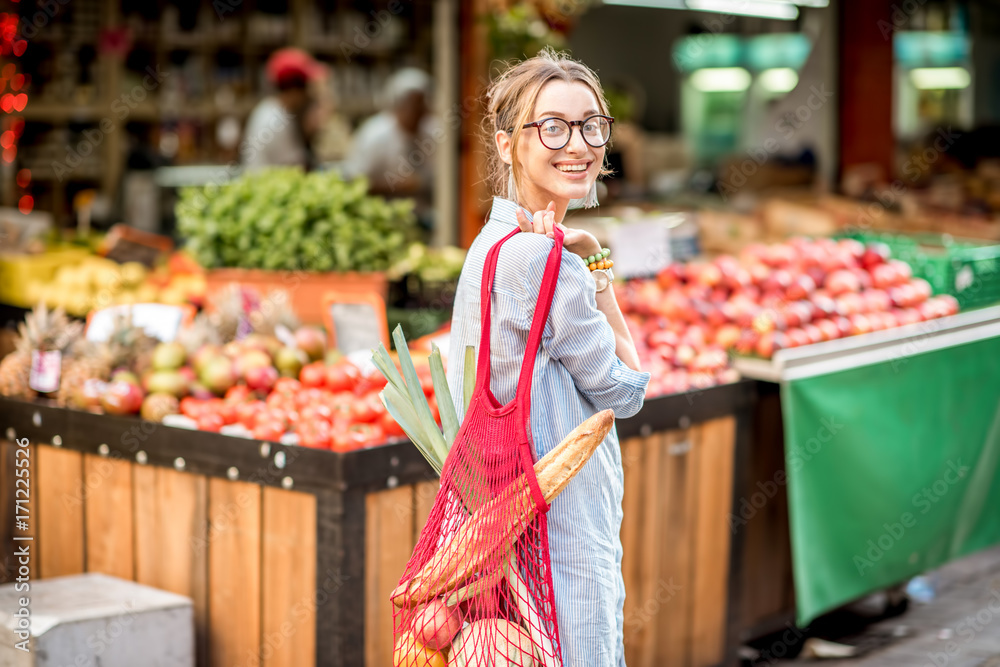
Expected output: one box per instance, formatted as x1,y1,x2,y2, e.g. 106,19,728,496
391,409,614,608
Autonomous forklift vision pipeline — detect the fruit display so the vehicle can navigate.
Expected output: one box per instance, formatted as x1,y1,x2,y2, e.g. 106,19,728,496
176,168,417,272
617,236,960,397
1,248,207,316
0,304,82,400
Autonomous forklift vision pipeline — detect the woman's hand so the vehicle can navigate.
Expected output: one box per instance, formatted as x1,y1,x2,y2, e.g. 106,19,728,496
516,201,602,260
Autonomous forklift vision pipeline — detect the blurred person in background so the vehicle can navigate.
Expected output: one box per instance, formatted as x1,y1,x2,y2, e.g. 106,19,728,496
242,48,327,170
346,67,439,229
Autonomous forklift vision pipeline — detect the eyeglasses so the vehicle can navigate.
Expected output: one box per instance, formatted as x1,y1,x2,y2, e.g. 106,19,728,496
518,115,614,150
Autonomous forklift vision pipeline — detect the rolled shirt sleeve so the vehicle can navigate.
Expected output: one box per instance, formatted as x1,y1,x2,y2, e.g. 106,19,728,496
524,245,650,418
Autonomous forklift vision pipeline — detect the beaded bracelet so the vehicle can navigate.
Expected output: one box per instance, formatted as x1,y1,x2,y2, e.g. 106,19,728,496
585,248,613,271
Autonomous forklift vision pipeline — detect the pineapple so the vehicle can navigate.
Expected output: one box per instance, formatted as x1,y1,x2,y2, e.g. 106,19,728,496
106,311,158,376
56,338,112,407
206,285,299,341
0,304,83,399
176,312,221,359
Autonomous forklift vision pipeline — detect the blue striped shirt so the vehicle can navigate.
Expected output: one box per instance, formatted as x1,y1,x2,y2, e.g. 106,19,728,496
448,197,651,666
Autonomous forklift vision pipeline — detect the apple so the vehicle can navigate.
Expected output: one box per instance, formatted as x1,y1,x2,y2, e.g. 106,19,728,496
871,263,900,289
835,293,864,316
656,263,686,290
762,269,794,294
849,313,873,336
690,348,728,373
785,328,811,348
825,270,862,295
801,324,824,345
674,344,696,368
735,330,760,355
889,260,912,283
294,326,327,362
152,342,187,371
785,274,816,301
810,293,838,318
714,324,742,350
245,365,279,392
861,243,891,269
756,331,787,359
910,278,932,303
834,316,853,338
815,319,841,342
861,289,892,313
837,238,866,261
100,380,144,415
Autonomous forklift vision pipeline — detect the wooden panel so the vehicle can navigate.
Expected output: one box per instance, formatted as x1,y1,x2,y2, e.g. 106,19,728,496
662,428,699,667
0,441,38,583
619,435,646,665
208,479,262,667
83,454,134,580
261,487,317,667
690,417,736,666
36,445,84,579
134,466,209,666
413,479,438,540
739,392,795,637
365,486,417,667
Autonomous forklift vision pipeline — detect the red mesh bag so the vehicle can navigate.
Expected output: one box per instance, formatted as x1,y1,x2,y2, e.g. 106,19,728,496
391,227,566,667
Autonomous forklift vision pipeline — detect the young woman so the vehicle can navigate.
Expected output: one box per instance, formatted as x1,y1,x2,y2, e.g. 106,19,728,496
447,50,650,666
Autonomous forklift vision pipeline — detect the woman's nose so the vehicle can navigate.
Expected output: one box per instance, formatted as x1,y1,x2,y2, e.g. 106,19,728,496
565,127,588,153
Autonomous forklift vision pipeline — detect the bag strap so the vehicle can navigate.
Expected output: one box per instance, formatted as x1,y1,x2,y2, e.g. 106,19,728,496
475,225,564,404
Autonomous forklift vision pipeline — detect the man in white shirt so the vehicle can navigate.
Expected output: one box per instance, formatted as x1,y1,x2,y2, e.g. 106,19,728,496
242,48,326,170
346,68,439,214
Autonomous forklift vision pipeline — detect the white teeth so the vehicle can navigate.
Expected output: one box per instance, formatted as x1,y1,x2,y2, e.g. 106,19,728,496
556,164,588,172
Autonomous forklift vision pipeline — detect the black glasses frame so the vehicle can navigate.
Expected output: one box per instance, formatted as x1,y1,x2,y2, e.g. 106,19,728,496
516,114,615,150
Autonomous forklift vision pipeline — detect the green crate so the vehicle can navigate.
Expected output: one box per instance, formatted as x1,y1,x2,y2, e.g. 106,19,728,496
836,231,1000,310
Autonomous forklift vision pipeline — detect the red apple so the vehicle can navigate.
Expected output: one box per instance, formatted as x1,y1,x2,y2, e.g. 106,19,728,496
786,274,816,301
675,344,696,368
861,242,891,269
815,319,841,342
889,260,912,283
801,324,824,345
871,263,900,289
714,324,742,350
786,328,811,348
763,269,794,294
735,330,760,355
849,313,873,336
834,316,853,337
837,238,866,261
861,289,892,313
910,278,932,303
245,365,279,392
756,331,787,359
826,270,862,295
656,263,686,290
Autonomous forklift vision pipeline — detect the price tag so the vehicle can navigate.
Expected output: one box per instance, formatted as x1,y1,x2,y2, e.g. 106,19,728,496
29,349,61,393
323,291,389,357
86,304,189,343
609,218,675,279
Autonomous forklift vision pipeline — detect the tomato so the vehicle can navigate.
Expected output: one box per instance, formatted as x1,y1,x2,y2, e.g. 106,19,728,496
196,413,224,433
341,423,385,450
299,403,332,424
379,411,406,438
273,377,301,395
325,362,361,393
217,400,239,425
236,401,266,429
224,385,251,404
180,397,205,419
299,361,327,388
350,393,382,423
265,391,293,411
353,372,388,396
326,391,355,421
252,419,286,442
418,372,434,397
298,419,332,449
295,387,327,410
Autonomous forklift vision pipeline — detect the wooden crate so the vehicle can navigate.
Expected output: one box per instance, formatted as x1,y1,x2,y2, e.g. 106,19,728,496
0,380,757,667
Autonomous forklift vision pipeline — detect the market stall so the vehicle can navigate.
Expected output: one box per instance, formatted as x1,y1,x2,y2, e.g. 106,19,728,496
735,305,1000,627
0,380,755,667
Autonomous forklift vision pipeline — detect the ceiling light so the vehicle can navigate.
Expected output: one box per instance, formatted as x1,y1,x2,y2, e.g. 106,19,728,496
759,67,799,92
690,67,752,92
910,67,971,90
685,0,799,20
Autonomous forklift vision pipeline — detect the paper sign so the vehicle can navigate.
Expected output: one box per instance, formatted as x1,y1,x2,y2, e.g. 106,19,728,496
610,218,674,279
330,302,383,356
86,304,186,343
29,350,61,393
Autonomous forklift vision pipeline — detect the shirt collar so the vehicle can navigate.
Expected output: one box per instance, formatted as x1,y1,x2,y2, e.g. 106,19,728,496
488,196,531,228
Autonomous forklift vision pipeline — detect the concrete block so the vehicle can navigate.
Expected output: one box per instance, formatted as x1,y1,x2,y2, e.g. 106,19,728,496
0,572,193,667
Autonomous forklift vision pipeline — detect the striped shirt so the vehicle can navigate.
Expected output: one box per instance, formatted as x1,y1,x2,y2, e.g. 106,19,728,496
448,197,651,666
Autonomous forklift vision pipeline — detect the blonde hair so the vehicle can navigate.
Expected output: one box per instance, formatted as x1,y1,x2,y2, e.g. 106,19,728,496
483,48,612,202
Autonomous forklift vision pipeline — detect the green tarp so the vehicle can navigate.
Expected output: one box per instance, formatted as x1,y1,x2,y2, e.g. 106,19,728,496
780,335,1000,626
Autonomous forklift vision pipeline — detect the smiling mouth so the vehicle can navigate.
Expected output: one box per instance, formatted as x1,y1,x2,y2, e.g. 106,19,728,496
555,162,591,173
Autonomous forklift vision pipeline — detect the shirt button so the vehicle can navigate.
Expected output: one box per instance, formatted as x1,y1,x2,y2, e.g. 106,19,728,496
612,369,621,379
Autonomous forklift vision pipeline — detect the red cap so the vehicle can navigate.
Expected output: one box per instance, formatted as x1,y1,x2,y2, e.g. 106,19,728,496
266,48,325,86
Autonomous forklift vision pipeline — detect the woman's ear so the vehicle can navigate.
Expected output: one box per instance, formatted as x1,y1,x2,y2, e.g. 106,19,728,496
495,130,513,166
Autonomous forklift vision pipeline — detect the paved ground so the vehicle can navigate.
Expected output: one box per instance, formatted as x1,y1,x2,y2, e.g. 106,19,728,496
745,545,1000,666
